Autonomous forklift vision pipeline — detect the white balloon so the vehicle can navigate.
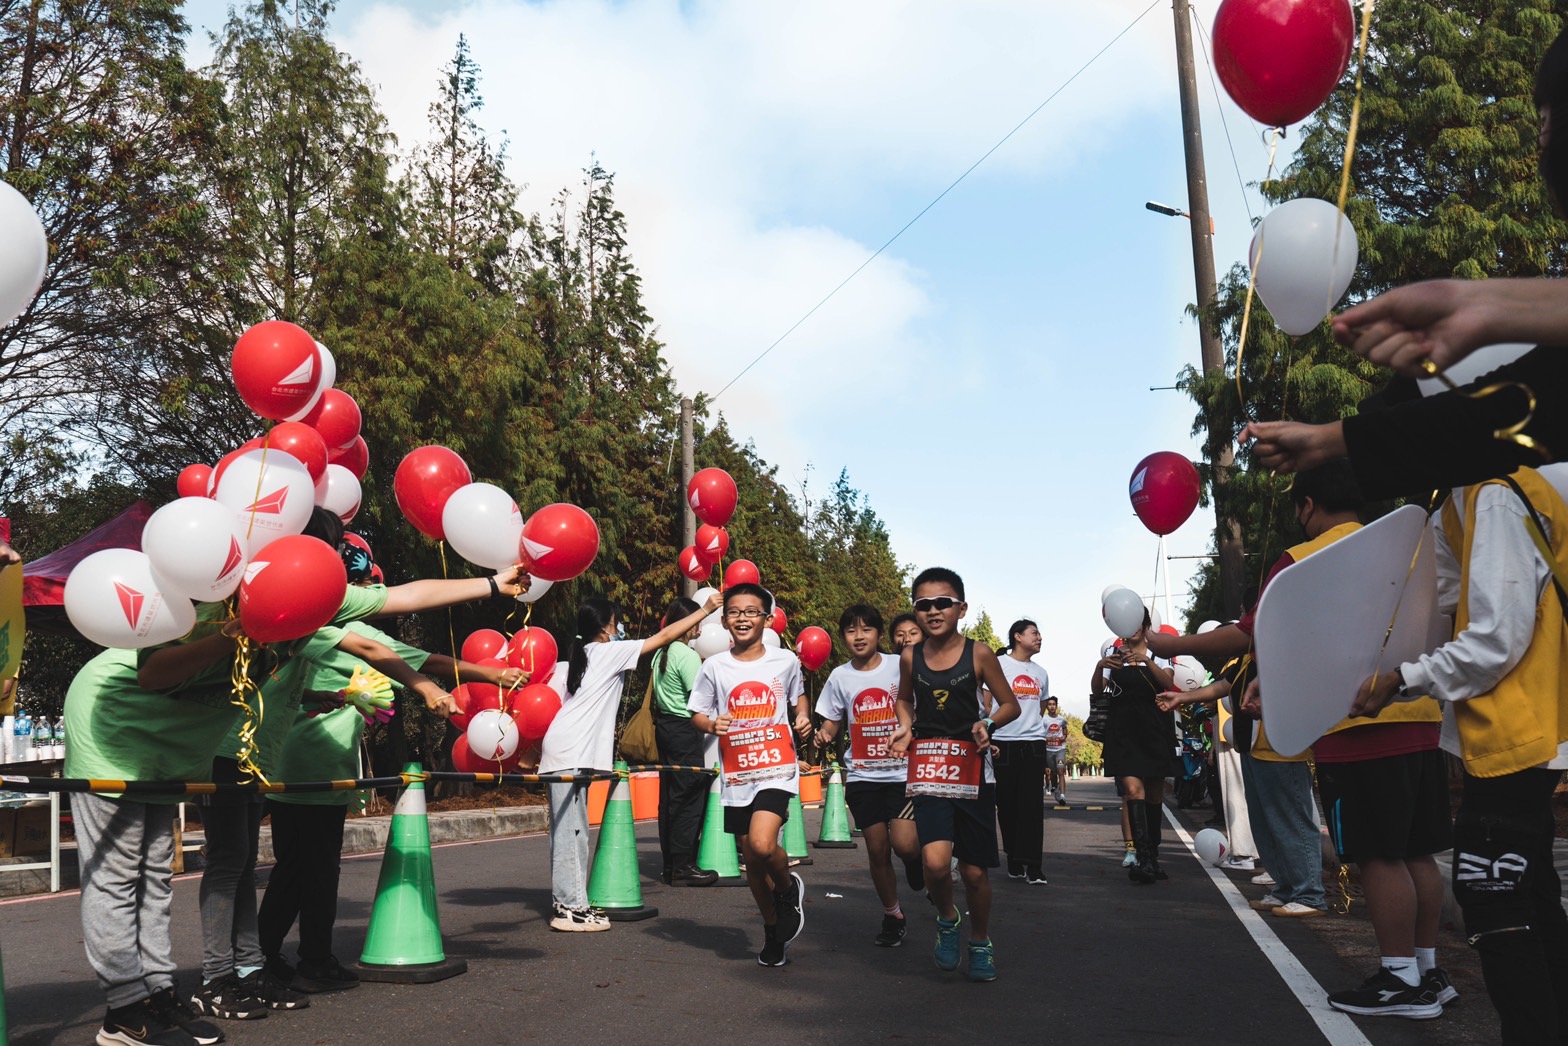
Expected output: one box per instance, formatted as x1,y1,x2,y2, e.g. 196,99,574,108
1099,636,1121,659
1195,619,1221,634
284,342,336,422
1100,584,1131,604
1194,827,1228,866
466,709,520,762
1150,604,1163,632
692,586,719,608
1221,719,1234,745
443,483,524,570
1249,198,1358,336
314,464,362,524
692,627,731,659
1417,342,1533,397
762,629,781,649
1171,655,1207,693
1221,695,1234,715
142,497,248,602
1101,587,1145,639
517,575,553,604
0,181,47,329
64,549,196,649
213,449,315,557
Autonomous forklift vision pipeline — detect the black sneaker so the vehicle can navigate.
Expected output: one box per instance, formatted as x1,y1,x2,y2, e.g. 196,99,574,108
291,955,361,994
903,856,925,891
98,997,199,1045
875,913,907,947
757,924,787,967
773,871,805,943
1005,860,1026,879
1327,967,1443,1019
188,977,267,1021
238,970,309,1011
1024,867,1048,885
671,863,720,887
1423,967,1459,1006
146,987,224,1045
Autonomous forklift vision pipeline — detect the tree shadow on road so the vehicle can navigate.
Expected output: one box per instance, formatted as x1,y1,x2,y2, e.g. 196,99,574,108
643,914,756,960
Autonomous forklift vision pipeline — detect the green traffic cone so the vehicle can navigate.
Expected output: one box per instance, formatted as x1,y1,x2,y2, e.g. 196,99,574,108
356,763,467,983
812,762,857,849
695,766,747,886
587,761,659,920
781,792,813,866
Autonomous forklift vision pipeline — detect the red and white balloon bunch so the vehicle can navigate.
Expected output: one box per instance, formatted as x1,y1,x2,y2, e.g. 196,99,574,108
449,627,563,772
679,468,738,583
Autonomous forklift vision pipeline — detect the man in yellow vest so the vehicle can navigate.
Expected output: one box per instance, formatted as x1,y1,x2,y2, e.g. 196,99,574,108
1354,466,1568,1044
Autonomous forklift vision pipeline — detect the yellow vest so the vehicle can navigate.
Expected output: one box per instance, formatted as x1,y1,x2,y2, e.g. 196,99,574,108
1439,469,1568,778
1250,522,1441,762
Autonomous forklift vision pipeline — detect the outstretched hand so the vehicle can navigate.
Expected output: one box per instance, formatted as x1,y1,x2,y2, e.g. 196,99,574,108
1239,420,1347,475
1333,279,1489,376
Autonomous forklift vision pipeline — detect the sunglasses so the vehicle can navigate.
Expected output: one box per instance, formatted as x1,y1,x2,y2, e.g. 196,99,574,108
914,596,962,613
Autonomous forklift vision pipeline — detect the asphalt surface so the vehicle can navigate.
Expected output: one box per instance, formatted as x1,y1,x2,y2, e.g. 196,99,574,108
1,779,1479,1044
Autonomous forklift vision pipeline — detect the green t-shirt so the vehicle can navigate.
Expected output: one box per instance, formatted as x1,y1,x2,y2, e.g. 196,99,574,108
272,621,431,806
652,641,701,717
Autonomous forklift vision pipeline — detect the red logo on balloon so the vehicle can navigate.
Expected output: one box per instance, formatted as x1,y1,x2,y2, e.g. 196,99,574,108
114,582,144,628
218,537,245,581
244,487,290,515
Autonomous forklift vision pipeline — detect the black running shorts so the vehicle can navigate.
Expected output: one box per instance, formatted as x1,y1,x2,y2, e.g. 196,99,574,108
723,787,793,837
1318,749,1453,862
911,783,999,869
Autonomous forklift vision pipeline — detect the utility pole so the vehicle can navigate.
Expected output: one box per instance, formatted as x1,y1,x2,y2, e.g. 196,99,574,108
680,396,697,598
1173,0,1246,620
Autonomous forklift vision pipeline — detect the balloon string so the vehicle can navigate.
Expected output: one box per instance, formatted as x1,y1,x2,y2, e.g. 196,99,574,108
1365,490,1440,703
438,542,462,700
1419,362,1550,461
227,624,267,784
1328,0,1375,319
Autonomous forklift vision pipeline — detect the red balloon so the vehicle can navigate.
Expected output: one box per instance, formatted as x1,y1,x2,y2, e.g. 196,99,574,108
1212,0,1354,128
519,504,599,582
369,564,384,584
770,606,788,635
694,524,729,565
1159,624,1180,636
723,559,761,588
231,321,322,420
238,535,347,644
1129,452,1202,536
451,734,484,773
462,629,508,663
687,468,738,527
343,532,373,560
177,464,212,499
328,435,369,479
509,683,562,744
303,389,363,451
679,546,711,582
796,626,832,672
264,421,329,483
393,445,472,540
507,627,558,684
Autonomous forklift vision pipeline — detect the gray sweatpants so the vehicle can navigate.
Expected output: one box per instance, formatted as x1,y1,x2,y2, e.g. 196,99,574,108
198,798,265,981
72,792,179,1008
547,781,591,911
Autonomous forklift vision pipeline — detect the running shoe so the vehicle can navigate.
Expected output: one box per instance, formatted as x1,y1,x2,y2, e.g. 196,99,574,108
1423,967,1459,1006
757,924,787,967
188,977,266,1021
1220,855,1256,871
97,998,200,1045
1121,846,1138,869
1327,968,1443,1019
291,955,360,993
875,913,907,947
904,856,925,891
238,970,308,1011
146,987,223,1045
1006,860,1026,879
1248,893,1284,911
1271,902,1327,918
550,905,611,932
934,909,963,971
1055,793,1068,806
1251,871,1276,887
1025,867,1048,885
774,871,806,943
965,940,997,982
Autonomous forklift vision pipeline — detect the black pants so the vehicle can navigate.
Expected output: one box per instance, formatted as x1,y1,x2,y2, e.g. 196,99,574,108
1453,767,1568,1045
655,711,712,870
256,801,348,964
993,740,1045,870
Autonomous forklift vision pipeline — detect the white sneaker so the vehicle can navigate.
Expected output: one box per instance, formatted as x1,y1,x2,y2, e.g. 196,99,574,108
1121,849,1138,868
550,906,611,932
1271,902,1327,919
1251,871,1276,886
1220,855,1256,871
1248,893,1284,911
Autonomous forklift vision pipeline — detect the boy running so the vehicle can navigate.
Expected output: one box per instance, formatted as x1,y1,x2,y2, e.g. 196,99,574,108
890,568,1020,982
1043,697,1070,806
814,604,923,947
688,584,812,967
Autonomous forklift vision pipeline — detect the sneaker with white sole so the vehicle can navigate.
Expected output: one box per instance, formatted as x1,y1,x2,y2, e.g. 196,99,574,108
550,905,611,932
1251,871,1276,886
98,997,200,1045
1248,893,1284,911
188,977,266,1021
774,871,805,943
1422,967,1459,1006
146,987,223,1045
1328,967,1443,1019
1121,847,1138,868
1271,902,1327,918
1220,855,1256,871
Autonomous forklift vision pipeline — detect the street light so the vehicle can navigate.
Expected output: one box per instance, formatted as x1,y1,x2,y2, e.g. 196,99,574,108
1145,200,1214,233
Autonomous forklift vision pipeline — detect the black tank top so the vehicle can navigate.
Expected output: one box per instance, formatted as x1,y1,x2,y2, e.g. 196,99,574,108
911,639,981,739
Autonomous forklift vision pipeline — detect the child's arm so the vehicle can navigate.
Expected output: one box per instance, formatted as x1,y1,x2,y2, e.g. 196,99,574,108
890,647,916,756
335,631,456,717
1156,678,1228,712
973,645,1019,747
421,653,525,691
378,565,530,616
137,622,242,692
640,592,723,657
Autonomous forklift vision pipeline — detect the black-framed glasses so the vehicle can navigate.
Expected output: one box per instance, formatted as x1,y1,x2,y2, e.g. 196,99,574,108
914,596,962,613
724,608,766,620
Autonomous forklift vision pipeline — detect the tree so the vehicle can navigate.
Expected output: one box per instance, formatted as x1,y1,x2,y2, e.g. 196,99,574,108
961,610,1002,650
1064,714,1102,771
1182,0,1566,622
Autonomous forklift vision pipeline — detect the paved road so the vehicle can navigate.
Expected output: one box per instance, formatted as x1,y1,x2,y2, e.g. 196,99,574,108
1,780,1479,1044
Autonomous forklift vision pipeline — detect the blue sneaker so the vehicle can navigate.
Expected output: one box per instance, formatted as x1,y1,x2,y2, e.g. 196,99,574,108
934,909,962,971
966,940,997,982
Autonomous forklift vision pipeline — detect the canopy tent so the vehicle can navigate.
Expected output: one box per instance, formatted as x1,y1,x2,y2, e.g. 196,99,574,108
20,501,153,634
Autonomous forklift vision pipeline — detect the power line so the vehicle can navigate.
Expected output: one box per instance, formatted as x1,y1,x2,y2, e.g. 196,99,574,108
709,0,1163,402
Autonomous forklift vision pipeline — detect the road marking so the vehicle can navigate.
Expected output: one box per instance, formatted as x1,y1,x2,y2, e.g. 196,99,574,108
1160,805,1372,1046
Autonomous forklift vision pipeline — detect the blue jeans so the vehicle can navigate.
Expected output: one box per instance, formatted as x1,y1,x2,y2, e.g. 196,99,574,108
548,781,591,910
1239,753,1325,909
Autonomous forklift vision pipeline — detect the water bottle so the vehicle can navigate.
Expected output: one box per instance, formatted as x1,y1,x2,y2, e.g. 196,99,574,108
52,716,65,760
13,713,31,763
33,715,52,756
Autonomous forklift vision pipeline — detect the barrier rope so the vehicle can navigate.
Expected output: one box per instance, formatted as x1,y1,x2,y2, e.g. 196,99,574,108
0,769,620,796
621,763,828,777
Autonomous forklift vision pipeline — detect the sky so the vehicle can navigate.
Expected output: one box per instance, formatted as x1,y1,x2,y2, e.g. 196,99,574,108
181,0,1298,717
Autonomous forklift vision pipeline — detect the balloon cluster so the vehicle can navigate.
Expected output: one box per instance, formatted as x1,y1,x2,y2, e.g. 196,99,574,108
450,626,563,772
679,469,737,582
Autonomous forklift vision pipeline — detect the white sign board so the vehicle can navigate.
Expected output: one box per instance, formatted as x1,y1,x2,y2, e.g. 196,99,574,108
1252,505,1442,757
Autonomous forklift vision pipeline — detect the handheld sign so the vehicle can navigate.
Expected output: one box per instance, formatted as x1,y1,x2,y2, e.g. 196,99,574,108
0,563,22,684
1253,505,1442,757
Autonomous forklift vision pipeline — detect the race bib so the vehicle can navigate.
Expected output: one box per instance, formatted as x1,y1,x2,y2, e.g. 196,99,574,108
905,738,982,799
720,723,796,786
849,719,903,770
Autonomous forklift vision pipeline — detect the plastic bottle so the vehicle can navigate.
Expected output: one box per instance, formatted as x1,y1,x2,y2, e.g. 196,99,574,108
13,712,31,763
33,715,52,756
53,716,65,760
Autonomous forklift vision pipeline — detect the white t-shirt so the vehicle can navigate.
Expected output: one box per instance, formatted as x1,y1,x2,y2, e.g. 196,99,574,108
815,654,903,784
688,647,804,807
989,655,1049,741
1042,713,1069,751
539,641,643,774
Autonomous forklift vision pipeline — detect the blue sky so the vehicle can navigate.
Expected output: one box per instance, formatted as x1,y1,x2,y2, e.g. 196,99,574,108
181,0,1301,716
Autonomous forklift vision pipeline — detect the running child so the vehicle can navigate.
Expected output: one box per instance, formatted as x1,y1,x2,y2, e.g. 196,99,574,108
889,567,1020,982
813,604,923,946
688,583,812,967
1042,697,1070,806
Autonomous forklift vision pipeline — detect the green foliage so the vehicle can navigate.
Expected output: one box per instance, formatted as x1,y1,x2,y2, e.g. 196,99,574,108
1064,713,1102,770
960,610,1001,650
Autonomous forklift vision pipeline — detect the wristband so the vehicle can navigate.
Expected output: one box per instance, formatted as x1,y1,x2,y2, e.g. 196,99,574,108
487,576,501,599
981,717,996,735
